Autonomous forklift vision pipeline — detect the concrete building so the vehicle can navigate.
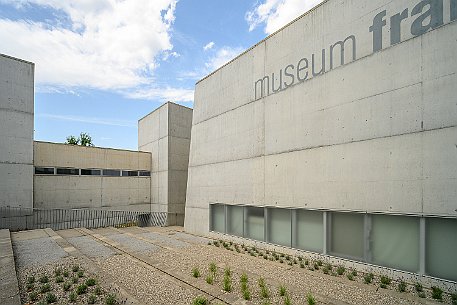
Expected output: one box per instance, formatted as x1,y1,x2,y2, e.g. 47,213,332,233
138,102,193,226
0,54,34,209
185,0,457,284
33,141,152,211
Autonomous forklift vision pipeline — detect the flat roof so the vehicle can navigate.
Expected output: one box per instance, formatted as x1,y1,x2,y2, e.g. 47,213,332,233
0,53,35,66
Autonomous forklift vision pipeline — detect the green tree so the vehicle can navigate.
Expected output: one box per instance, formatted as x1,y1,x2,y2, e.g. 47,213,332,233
65,135,79,145
65,133,94,147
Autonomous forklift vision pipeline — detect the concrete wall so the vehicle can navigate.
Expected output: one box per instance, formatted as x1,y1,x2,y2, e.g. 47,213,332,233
0,54,34,209
138,102,192,225
185,0,457,234
33,141,152,211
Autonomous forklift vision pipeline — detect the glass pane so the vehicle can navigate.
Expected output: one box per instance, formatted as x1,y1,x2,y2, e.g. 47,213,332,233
139,171,151,177
331,212,364,259
122,170,138,177
295,210,323,253
426,218,457,281
35,167,54,175
227,205,243,237
56,168,79,175
81,169,101,176
371,214,419,272
210,204,225,233
103,169,121,176
267,208,291,247
245,207,264,241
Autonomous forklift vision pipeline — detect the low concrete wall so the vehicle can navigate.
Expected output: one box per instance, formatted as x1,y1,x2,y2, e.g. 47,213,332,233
33,142,152,212
0,229,21,305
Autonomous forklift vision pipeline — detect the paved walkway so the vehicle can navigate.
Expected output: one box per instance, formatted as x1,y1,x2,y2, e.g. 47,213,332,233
0,229,21,305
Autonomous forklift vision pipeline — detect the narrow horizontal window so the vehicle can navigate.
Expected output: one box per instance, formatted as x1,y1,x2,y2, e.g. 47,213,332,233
34,167,54,175
56,168,79,175
103,169,121,176
122,170,139,177
81,169,101,176
139,171,151,177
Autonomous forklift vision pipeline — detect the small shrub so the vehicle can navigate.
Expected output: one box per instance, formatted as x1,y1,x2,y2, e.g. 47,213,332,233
347,273,354,281
77,270,84,278
209,262,217,274
40,283,51,293
63,281,71,291
192,296,208,305
85,278,97,286
300,262,305,268
398,281,407,292
351,270,357,276
418,292,426,298
26,282,35,291
55,275,64,283
54,267,62,277
287,261,293,266
76,283,88,295
337,266,345,275
46,293,57,304
258,278,269,299
380,276,391,286
240,273,248,284
88,294,97,304
72,265,79,272
451,293,457,305
94,286,102,295
63,270,69,277
205,275,213,285
192,267,201,278
307,293,316,305
69,291,77,303
223,275,232,292
279,285,287,296
213,241,219,247
284,294,292,305
317,260,323,266
27,275,35,284
380,283,387,289
313,262,319,270
72,276,79,284
414,282,423,292
105,293,117,305
224,267,231,277
364,274,373,284
285,255,291,260
431,286,443,300
242,288,251,300
29,291,38,302
39,275,49,283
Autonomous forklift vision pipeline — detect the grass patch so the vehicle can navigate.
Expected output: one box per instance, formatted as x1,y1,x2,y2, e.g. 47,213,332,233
88,294,97,304
380,275,391,286
63,281,72,291
192,267,201,278
398,281,407,293
40,283,51,293
205,274,213,285
39,275,49,283
76,283,88,295
414,282,423,292
258,277,269,299
45,293,57,303
279,285,287,296
307,293,316,305
284,294,292,305
69,291,77,303
336,266,345,275
364,273,374,284
431,286,443,300
192,296,208,305
55,275,64,283
105,293,117,305
85,278,97,286
72,265,79,272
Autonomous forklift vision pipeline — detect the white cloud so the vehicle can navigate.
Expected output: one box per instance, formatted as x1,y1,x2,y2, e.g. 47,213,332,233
38,113,137,127
125,87,194,103
0,0,177,90
205,46,244,71
203,41,215,51
246,0,324,34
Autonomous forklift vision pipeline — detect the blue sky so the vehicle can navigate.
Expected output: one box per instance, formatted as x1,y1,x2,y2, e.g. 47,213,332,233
0,0,323,150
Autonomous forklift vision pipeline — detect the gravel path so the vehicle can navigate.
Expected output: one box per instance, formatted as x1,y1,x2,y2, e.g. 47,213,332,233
138,232,190,248
67,236,115,258
12,237,67,268
99,254,208,305
173,232,211,245
108,233,160,253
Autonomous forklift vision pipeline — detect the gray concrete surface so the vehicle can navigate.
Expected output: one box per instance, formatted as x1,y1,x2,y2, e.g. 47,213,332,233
185,0,457,233
108,233,160,254
138,102,193,225
33,141,152,211
0,54,34,209
0,229,21,305
67,235,115,258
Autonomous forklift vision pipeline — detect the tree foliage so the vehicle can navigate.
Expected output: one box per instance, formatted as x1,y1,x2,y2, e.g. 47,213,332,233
65,133,94,147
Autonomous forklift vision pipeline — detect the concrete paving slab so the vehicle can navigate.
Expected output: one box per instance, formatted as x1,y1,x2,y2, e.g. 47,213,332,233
91,227,119,236
56,228,84,238
12,236,67,268
67,235,116,258
10,229,48,241
0,229,20,305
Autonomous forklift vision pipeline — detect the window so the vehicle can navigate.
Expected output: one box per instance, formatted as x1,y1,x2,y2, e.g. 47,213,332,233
244,207,264,241
227,205,243,237
371,214,419,272
56,168,79,175
295,210,323,253
103,169,121,176
81,169,101,176
210,204,225,233
34,167,54,175
139,171,151,177
122,170,139,177
426,218,457,281
267,208,291,247
330,212,364,259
